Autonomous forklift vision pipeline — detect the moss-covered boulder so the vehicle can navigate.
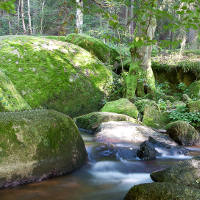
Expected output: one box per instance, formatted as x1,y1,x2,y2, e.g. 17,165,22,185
134,99,158,114
64,33,120,67
74,111,143,133
143,105,171,129
0,109,88,188
124,182,200,200
165,120,199,145
101,98,138,119
187,100,200,112
0,70,31,112
150,155,200,189
188,80,200,98
0,35,117,117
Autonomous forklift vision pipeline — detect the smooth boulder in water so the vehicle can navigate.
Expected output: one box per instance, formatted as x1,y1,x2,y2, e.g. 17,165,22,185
0,109,88,188
124,182,200,200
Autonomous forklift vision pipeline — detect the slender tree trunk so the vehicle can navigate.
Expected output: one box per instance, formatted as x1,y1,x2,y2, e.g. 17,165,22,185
129,0,134,40
7,13,12,35
40,0,45,34
76,0,83,34
21,0,26,35
27,0,32,35
126,2,157,99
17,0,20,34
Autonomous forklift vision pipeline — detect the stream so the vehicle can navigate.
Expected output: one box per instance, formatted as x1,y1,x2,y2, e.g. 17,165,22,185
0,130,199,200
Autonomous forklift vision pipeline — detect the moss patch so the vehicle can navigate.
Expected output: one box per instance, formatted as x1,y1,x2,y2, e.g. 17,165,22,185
187,100,200,112
0,70,31,112
188,81,200,99
0,35,116,117
47,34,120,67
143,104,171,129
101,98,138,119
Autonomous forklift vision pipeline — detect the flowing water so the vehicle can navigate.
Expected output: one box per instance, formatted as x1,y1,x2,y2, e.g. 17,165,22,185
0,130,199,200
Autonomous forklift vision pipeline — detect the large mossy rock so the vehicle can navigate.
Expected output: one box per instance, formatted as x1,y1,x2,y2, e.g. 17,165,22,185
143,104,171,129
74,111,142,133
165,120,199,145
187,100,200,112
188,80,200,98
101,98,138,119
0,35,117,117
124,182,200,200
0,109,88,188
0,70,31,112
150,155,200,189
64,33,120,67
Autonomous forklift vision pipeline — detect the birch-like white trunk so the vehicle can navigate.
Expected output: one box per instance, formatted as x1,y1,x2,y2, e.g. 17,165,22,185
76,0,83,34
27,0,32,35
40,0,45,34
20,0,26,35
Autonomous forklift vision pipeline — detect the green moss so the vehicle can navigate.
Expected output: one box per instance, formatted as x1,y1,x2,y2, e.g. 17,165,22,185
187,100,200,112
101,98,138,119
134,99,158,114
47,34,120,67
0,70,31,112
143,105,171,129
0,35,116,117
188,81,200,99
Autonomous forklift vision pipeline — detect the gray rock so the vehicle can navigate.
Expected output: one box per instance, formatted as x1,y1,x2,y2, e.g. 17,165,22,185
150,155,200,189
73,111,143,133
165,120,199,145
124,182,200,200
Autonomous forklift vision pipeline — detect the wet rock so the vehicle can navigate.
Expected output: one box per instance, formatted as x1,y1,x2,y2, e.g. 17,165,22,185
101,98,138,119
165,120,199,145
148,136,190,156
96,143,138,160
73,112,143,133
137,140,161,159
0,109,88,188
150,155,200,189
124,182,200,200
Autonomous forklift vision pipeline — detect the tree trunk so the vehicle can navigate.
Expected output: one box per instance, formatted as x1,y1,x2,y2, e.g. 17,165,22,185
27,0,32,35
17,0,20,34
8,13,12,35
40,0,45,34
76,0,83,34
20,0,26,35
129,0,134,39
126,4,157,99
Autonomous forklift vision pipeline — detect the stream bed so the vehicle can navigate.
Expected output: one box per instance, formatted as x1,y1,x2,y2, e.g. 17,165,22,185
0,130,199,200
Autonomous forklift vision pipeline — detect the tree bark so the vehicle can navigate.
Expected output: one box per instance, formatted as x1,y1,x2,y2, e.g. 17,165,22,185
40,0,45,34
126,3,157,99
17,0,20,34
20,0,26,35
27,0,32,35
76,0,83,34
129,0,134,39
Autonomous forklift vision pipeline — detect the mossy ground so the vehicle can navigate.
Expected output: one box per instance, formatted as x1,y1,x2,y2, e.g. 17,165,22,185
0,35,116,117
